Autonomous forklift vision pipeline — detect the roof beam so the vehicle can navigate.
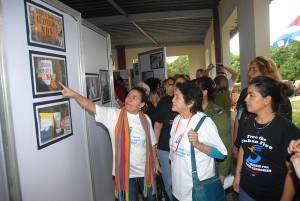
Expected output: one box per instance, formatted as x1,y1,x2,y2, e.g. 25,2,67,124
87,9,212,24
105,0,158,45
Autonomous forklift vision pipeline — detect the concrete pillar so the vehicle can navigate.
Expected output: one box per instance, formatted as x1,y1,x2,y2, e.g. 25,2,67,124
237,0,270,88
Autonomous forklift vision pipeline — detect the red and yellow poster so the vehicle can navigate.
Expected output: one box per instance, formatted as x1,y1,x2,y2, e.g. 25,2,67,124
25,1,65,51
33,8,57,40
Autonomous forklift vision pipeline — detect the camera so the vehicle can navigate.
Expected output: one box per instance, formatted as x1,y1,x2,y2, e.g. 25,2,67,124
208,63,215,68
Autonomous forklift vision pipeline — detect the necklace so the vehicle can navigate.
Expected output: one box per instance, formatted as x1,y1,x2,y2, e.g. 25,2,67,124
253,116,274,135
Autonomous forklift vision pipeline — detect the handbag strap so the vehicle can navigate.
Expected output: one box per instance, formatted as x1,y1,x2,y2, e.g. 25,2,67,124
191,116,207,179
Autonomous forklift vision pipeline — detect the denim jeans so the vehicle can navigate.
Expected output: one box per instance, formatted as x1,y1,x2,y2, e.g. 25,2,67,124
128,177,156,201
239,187,256,201
158,150,173,201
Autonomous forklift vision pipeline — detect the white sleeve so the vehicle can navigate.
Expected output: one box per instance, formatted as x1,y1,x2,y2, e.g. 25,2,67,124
199,117,227,155
94,104,120,129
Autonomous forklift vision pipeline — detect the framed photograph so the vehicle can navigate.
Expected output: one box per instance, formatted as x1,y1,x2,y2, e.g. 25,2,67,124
133,63,139,75
99,70,111,104
150,52,164,69
33,98,72,150
25,0,66,51
85,73,100,102
142,71,154,82
29,50,68,98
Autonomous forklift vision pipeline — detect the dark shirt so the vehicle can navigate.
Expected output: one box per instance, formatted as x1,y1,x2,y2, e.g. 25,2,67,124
240,114,300,200
234,87,292,147
152,96,177,151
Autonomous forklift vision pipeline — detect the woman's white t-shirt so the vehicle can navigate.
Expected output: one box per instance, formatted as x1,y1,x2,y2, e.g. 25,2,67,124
95,105,156,177
169,112,227,201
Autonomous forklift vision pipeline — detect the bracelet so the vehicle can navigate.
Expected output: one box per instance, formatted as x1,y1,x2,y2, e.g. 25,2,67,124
235,169,242,174
116,99,119,102
199,144,205,152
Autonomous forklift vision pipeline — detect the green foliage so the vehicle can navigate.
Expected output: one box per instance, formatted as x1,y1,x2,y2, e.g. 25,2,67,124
167,55,189,77
271,40,300,81
230,53,241,82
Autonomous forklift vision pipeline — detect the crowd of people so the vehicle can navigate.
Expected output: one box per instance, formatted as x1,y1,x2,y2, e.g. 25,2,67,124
59,56,300,201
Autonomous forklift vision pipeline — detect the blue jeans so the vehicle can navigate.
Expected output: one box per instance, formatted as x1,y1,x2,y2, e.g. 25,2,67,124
239,187,256,201
158,150,173,201
128,177,156,201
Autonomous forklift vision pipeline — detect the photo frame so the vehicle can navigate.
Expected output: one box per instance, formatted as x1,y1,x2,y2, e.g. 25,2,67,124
85,73,100,102
142,71,154,82
29,50,68,98
99,70,111,104
133,63,139,75
25,0,66,51
33,98,73,150
150,52,164,69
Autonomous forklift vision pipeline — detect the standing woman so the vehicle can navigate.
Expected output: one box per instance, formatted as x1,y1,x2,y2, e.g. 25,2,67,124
233,56,294,158
170,81,227,201
213,75,232,118
233,76,300,201
59,83,160,201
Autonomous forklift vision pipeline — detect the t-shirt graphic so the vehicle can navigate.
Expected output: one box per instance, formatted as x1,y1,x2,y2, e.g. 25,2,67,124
247,144,262,163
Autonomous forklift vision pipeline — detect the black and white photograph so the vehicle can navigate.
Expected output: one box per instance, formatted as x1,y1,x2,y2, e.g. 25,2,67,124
85,73,100,102
100,70,111,104
150,52,164,69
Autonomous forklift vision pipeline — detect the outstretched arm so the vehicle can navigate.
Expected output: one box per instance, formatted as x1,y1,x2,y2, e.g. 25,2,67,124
223,65,238,82
59,82,96,114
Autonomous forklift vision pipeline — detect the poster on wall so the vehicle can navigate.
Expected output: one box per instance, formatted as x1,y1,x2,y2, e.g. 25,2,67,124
33,98,72,150
142,71,154,82
25,0,66,51
29,50,68,98
85,73,100,102
100,70,111,104
150,52,164,69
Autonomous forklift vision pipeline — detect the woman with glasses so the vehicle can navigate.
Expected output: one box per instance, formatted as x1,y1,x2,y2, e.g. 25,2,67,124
59,83,161,201
153,75,187,201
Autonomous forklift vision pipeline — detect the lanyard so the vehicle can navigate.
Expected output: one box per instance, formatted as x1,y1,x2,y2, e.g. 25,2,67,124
171,114,194,153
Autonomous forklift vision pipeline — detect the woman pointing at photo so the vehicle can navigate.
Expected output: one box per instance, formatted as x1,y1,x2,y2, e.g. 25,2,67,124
59,82,161,201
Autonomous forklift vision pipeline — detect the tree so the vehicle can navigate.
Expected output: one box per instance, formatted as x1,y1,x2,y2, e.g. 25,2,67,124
271,40,300,81
230,53,241,82
167,55,189,77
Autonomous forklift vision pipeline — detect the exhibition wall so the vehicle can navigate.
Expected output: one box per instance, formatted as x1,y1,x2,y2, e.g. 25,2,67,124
0,0,114,200
137,48,167,85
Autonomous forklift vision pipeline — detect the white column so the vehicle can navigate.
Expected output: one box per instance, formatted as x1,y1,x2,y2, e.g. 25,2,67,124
237,0,270,88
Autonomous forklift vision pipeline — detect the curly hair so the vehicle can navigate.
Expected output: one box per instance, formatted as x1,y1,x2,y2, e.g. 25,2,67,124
249,56,282,81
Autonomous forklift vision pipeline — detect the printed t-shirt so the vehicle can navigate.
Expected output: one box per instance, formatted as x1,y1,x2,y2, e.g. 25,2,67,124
95,105,156,177
240,114,300,200
169,112,227,201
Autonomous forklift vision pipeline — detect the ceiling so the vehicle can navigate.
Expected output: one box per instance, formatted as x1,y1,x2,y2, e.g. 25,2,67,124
58,0,221,48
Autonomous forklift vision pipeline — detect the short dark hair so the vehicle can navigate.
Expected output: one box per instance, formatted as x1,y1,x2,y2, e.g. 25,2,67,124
194,77,216,101
176,81,203,114
146,78,161,92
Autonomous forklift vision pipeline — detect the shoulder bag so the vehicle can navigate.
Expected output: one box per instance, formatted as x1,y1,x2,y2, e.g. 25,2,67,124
191,116,227,201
